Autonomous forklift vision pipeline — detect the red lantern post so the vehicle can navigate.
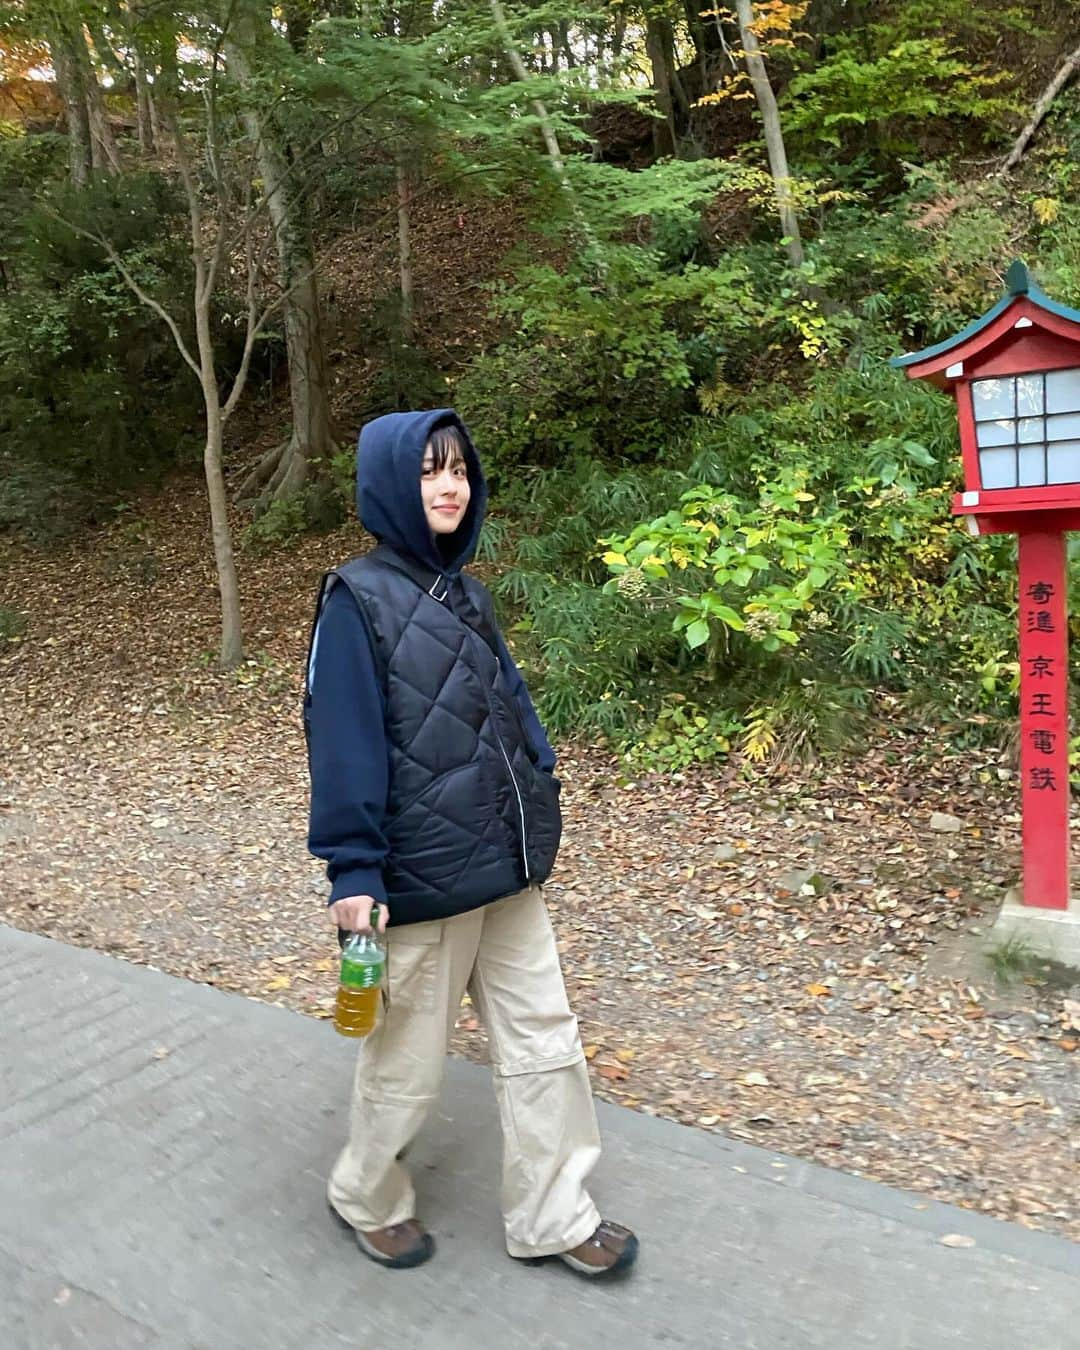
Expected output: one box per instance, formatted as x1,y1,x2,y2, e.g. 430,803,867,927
1017,531,1068,908
895,261,1080,963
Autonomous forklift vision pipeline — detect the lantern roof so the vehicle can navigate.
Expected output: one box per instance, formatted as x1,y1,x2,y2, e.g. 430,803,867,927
892,261,1080,375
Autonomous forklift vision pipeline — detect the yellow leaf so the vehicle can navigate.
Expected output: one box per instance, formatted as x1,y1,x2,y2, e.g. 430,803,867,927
614,1048,636,1063
583,1044,600,1060
1033,197,1059,225
265,975,292,992
602,552,628,567
805,983,832,997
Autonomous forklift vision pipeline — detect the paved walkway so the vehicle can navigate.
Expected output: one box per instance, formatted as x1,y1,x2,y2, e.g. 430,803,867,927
1,925,1076,1350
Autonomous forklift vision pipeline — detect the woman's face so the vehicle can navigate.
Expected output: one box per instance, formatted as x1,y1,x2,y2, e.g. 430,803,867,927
421,443,471,535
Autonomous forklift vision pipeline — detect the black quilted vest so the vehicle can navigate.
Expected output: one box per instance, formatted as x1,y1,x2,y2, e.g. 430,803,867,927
309,546,562,926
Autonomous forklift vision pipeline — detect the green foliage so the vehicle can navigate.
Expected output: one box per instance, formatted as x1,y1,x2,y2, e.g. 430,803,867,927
624,697,739,773
7,0,1080,774
241,493,311,552
784,36,1017,156
600,478,848,657
985,934,1040,985
0,165,202,537
478,137,1080,765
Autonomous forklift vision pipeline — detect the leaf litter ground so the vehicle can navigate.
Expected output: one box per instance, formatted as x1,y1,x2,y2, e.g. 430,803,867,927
1,480,1077,1241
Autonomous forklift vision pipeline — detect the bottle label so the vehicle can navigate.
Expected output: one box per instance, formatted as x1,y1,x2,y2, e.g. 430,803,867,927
340,956,384,990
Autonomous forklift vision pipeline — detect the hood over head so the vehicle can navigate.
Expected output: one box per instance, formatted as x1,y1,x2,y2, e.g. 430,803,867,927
356,409,488,574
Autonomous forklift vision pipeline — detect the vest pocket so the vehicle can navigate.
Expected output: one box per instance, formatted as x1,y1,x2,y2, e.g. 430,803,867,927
526,769,562,881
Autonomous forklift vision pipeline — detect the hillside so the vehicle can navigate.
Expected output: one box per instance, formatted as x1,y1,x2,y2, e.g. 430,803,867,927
2,479,1078,1240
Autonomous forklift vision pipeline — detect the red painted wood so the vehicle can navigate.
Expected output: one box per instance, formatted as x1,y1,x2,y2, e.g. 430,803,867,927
1017,531,1070,909
953,490,1080,518
963,507,1080,535
955,382,980,493
967,333,1080,378
903,297,1080,384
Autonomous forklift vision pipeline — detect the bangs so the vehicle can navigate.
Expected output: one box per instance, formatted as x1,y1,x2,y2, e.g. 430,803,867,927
425,424,468,472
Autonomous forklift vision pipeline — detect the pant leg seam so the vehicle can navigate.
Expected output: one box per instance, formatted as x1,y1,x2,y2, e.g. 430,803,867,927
492,1048,585,1078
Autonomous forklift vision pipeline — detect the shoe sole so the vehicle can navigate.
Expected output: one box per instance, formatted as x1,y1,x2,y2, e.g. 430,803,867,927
327,1201,435,1270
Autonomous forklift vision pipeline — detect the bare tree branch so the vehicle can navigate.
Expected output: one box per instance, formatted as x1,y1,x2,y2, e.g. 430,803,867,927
1001,43,1080,173
39,206,201,379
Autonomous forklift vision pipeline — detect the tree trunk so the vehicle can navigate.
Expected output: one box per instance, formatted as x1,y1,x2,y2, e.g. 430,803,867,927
558,21,576,69
84,65,121,172
281,1,312,53
134,50,154,153
611,10,626,60
49,22,93,185
489,0,596,256
734,0,804,268
200,383,245,668
645,16,678,157
397,160,415,345
228,17,337,507
147,86,162,147
190,237,244,665
68,23,120,174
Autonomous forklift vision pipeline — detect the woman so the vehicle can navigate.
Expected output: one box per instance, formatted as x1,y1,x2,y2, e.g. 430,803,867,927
305,409,638,1277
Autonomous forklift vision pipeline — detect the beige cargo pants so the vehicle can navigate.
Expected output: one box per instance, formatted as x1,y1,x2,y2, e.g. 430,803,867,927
327,885,603,1258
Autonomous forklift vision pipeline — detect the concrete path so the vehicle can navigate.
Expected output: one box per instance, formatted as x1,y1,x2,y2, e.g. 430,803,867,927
1,924,1076,1350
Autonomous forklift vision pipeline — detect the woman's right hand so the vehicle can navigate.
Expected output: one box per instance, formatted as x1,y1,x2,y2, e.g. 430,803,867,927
328,895,388,935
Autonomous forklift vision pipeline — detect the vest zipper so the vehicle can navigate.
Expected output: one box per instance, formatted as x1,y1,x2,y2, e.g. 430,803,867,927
497,735,528,871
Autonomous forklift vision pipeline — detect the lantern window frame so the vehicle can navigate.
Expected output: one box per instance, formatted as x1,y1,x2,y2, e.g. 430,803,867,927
970,367,1080,493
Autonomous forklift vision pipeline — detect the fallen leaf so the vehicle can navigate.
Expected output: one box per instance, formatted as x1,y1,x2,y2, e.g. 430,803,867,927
1059,1038,1078,1053
743,1070,770,1087
939,1234,976,1249
614,1048,636,1063
805,983,832,998
265,974,292,992
596,1061,630,1082
583,1044,600,1060
1000,1044,1033,1061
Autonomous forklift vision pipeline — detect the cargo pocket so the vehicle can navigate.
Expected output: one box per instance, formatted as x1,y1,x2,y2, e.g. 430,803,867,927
385,920,443,1019
367,920,447,1105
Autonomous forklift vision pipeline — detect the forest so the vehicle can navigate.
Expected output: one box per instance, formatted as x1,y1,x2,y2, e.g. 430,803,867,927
4,2,1080,1246
1,0,1079,769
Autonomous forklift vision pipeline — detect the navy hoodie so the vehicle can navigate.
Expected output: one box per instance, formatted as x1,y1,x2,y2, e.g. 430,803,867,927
306,409,556,907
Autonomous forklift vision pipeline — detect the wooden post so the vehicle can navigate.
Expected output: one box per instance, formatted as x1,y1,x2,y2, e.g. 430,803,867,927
1017,529,1070,909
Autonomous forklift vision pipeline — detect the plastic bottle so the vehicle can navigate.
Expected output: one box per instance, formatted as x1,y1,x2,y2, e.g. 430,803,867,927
333,920,386,1038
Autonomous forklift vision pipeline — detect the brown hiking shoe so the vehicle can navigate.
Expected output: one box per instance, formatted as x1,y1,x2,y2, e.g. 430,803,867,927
356,1219,435,1269
329,1203,435,1269
558,1220,639,1277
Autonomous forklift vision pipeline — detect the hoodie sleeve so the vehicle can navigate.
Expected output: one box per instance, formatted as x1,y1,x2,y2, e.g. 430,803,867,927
494,631,557,775
306,581,390,905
